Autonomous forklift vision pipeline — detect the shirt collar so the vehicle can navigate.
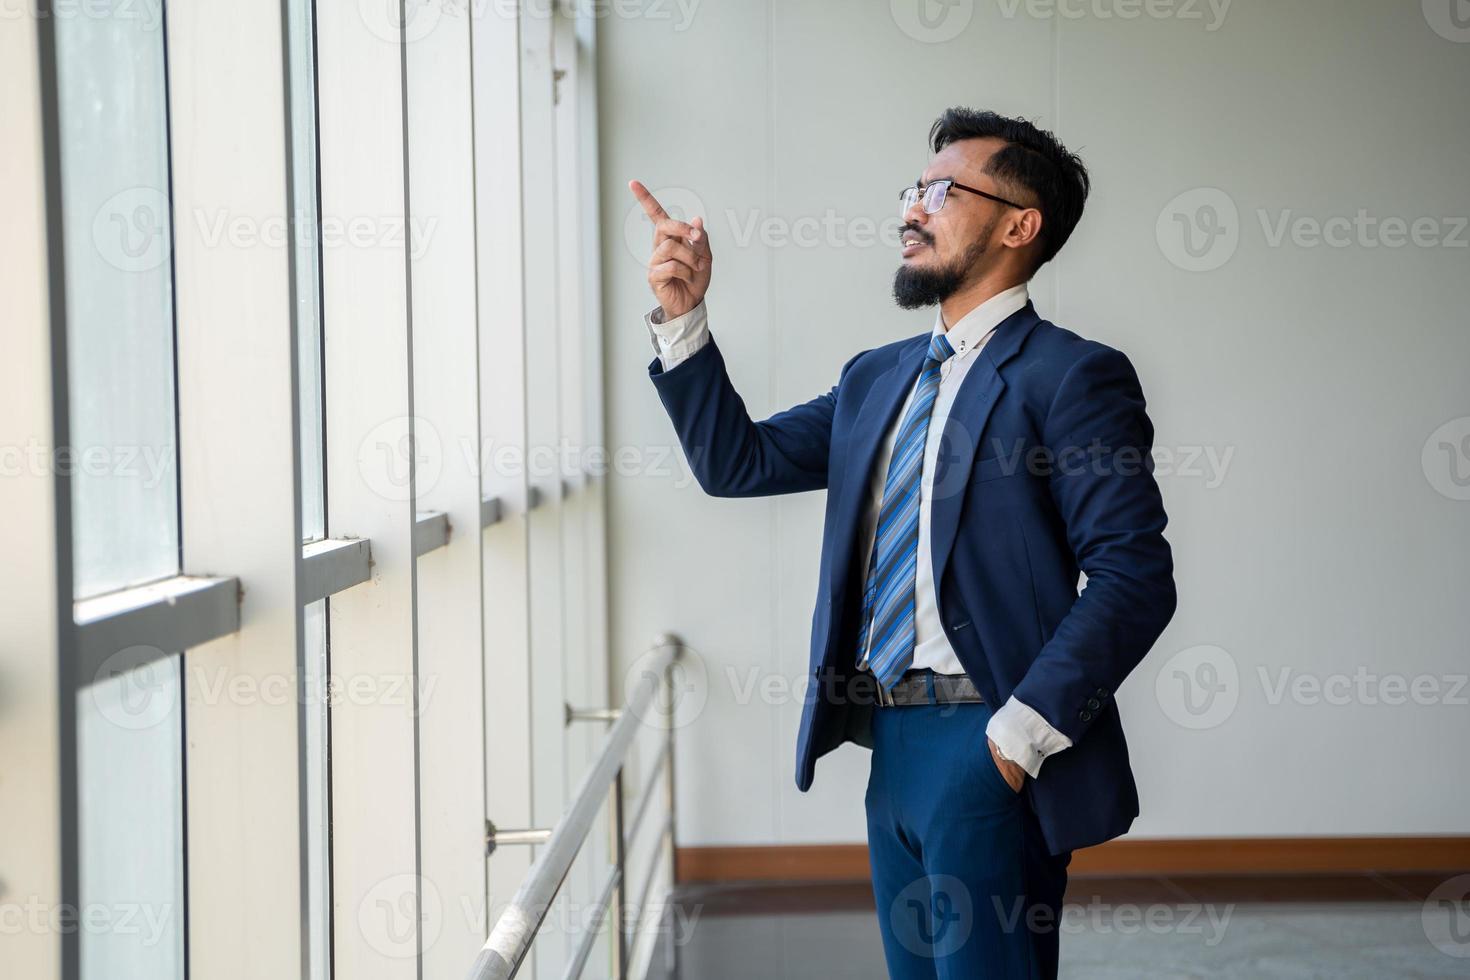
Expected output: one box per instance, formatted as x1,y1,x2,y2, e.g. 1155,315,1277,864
931,283,1030,360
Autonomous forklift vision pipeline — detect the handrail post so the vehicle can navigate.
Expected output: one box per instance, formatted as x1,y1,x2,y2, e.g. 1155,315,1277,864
468,634,683,980
612,769,628,980
662,653,678,973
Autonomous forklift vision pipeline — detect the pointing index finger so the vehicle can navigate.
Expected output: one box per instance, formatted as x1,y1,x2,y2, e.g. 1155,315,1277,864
629,179,668,221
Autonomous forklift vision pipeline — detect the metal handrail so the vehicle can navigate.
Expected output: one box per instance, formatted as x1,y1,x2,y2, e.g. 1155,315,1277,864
467,634,682,980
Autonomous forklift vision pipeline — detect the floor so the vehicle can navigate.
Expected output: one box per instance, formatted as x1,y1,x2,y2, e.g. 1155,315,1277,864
646,876,1470,978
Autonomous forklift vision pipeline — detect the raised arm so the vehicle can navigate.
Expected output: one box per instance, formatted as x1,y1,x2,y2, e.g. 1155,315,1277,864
631,180,842,497
647,311,842,497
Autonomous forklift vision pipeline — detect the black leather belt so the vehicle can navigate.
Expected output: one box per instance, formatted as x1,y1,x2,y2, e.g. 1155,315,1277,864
875,669,985,707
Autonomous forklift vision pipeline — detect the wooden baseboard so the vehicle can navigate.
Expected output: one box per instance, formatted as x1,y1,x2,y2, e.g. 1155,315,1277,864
675,837,1470,883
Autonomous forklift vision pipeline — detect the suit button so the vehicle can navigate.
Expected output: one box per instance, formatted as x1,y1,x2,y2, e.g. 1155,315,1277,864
1096,687,1108,698
1086,698,1101,710
1078,710,1092,722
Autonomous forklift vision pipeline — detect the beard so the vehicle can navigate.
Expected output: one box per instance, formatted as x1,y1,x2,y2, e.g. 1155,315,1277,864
891,219,997,310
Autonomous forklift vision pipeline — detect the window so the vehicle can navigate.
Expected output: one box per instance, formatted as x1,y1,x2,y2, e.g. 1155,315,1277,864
21,4,623,978
286,0,332,973
56,9,186,980
57,2,179,600
291,0,326,547
75,659,185,979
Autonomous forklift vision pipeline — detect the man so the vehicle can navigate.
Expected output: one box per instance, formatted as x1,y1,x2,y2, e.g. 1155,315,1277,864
632,107,1177,978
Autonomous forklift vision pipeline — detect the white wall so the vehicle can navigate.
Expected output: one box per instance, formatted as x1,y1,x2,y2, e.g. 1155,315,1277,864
599,0,1470,847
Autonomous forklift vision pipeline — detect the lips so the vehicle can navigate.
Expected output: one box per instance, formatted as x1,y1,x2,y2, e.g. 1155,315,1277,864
901,236,930,257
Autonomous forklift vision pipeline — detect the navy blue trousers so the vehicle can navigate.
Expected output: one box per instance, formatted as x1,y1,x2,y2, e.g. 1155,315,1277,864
866,701,1071,979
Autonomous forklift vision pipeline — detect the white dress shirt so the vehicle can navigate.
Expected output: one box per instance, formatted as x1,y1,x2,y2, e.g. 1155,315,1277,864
645,286,1072,777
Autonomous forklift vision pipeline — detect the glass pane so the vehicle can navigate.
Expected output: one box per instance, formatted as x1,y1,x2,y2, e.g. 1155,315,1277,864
77,656,185,980
304,599,333,980
302,599,332,980
55,2,179,599
289,0,326,543
290,0,329,951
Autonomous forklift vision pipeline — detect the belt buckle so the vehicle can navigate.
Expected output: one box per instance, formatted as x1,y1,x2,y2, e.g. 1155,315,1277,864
876,675,894,708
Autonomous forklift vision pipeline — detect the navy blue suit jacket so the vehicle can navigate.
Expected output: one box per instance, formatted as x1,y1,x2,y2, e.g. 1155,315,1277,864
648,301,1177,854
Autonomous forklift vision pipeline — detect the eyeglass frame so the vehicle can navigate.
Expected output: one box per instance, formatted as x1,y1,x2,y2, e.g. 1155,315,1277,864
900,177,1030,218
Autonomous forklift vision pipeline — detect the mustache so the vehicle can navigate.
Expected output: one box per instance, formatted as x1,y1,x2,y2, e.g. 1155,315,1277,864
900,223,934,246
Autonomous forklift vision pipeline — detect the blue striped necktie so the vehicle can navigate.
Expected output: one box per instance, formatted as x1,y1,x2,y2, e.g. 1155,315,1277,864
856,332,956,690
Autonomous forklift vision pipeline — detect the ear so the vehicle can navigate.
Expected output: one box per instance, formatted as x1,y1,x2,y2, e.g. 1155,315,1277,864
1003,208,1044,252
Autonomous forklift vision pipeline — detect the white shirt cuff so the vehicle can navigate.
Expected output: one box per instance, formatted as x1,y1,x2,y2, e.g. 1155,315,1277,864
986,697,1073,779
645,300,710,370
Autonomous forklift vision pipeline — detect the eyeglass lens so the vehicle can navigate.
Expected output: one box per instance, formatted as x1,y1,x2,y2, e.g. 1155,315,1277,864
900,181,949,218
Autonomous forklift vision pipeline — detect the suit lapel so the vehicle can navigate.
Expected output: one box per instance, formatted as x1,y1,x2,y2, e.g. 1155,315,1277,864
826,335,929,602
929,302,1042,590
824,302,1042,609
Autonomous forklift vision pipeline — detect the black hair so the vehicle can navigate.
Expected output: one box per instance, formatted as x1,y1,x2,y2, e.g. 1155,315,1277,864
928,107,1090,273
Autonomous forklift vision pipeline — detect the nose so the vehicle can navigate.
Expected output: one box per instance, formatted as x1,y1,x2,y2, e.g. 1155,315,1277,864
903,198,930,230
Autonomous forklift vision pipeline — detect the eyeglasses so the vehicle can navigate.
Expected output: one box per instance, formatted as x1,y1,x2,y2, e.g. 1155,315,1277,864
900,179,1029,219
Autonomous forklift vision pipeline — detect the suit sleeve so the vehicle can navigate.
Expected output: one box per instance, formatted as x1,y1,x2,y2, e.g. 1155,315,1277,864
647,303,847,497
1009,346,1178,744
